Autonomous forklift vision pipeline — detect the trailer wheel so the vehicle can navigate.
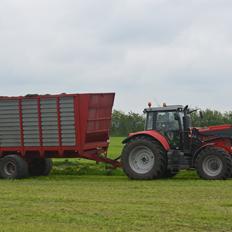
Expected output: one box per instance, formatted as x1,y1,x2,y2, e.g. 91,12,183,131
0,155,29,179
195,147,232,180
28,158,53,176
121,137,167,180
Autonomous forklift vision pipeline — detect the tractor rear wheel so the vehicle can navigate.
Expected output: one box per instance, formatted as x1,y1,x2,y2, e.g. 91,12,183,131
121,137,167,180
195,147,232,180
0,155,29,179
28,158,53,176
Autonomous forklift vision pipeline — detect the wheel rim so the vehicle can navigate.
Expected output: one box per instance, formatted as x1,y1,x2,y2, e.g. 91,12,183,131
128,146,155,174
202,155,223,177
4,161,16,176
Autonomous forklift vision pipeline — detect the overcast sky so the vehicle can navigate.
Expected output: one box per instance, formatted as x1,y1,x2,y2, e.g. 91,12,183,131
0,0,232,113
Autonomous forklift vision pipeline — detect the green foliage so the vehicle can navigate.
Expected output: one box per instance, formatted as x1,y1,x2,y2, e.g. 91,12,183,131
191,109,232,127
111,110,145,136
111,109,232,136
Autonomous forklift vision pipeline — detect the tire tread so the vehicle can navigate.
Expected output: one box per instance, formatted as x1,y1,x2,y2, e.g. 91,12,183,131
121,136,167,180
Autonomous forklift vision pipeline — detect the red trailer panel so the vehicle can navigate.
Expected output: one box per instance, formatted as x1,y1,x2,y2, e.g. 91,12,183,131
0,93,119,169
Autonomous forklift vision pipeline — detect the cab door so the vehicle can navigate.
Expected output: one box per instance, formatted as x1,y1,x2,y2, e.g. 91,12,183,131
154,111,182,149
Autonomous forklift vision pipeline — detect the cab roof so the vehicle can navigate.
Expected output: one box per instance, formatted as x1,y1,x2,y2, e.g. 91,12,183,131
144,105,183,113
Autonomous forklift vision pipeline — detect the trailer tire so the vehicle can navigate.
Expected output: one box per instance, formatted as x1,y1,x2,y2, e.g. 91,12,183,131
28,158,53,176
121,136,167,180
195,147,232,180
0,155,29,179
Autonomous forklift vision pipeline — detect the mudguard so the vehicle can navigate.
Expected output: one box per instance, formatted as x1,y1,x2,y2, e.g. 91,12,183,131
122,130,170,151
192,136,232,165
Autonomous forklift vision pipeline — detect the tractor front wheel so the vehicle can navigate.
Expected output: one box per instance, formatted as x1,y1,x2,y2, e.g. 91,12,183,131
121,137,167,180
195,147,232,180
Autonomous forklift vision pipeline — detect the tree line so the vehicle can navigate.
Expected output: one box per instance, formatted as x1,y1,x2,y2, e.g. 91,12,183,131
111,109,232,136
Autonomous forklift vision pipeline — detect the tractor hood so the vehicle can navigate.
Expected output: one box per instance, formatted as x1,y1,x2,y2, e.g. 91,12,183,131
195,124,232,138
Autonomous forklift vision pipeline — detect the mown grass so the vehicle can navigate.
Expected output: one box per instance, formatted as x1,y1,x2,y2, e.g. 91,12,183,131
1,137,232,232
51,137,124,176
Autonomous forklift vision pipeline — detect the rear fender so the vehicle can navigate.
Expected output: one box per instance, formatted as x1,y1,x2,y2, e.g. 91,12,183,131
122,131,170,151
192,137,232,166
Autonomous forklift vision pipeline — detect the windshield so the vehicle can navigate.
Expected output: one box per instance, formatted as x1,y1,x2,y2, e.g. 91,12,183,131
145,111,182,131
156,112,180,131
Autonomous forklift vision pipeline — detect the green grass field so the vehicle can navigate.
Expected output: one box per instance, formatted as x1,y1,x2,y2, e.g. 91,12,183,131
1,137,232,232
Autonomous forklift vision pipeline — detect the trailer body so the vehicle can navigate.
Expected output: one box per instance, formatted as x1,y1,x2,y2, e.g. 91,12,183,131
0,93,119,171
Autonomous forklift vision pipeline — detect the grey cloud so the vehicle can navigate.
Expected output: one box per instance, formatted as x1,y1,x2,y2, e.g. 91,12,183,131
0,0,232,112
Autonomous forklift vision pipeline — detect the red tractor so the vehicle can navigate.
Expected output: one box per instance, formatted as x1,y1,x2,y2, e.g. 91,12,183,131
121,105,232,180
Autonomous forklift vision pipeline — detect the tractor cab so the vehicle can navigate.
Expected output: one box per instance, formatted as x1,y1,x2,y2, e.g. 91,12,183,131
144,105,191,151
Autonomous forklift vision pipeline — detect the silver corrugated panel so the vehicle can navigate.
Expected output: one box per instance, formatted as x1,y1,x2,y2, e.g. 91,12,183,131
42,131,59,136
22,99,40,146
41,108,57,113
60,97,76,146
0,101,19,106
0,110,19,115
61,125,75,130
22,108,39,114
41,99,58,146
0,122,20,127
0,100,21,147
0,114,19,119
0,118,20,123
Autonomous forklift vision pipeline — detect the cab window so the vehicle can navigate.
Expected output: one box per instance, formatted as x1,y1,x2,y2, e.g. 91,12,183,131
155,112,179,131
146,112,154,130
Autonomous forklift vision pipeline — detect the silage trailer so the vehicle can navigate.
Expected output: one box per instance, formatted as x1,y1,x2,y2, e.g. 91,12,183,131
0,93,120,179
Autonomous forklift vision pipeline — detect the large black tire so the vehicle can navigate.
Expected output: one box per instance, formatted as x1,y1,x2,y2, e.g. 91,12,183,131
195,147,232,180
28,158,53,176
121,136,167,180
0,155,29,179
